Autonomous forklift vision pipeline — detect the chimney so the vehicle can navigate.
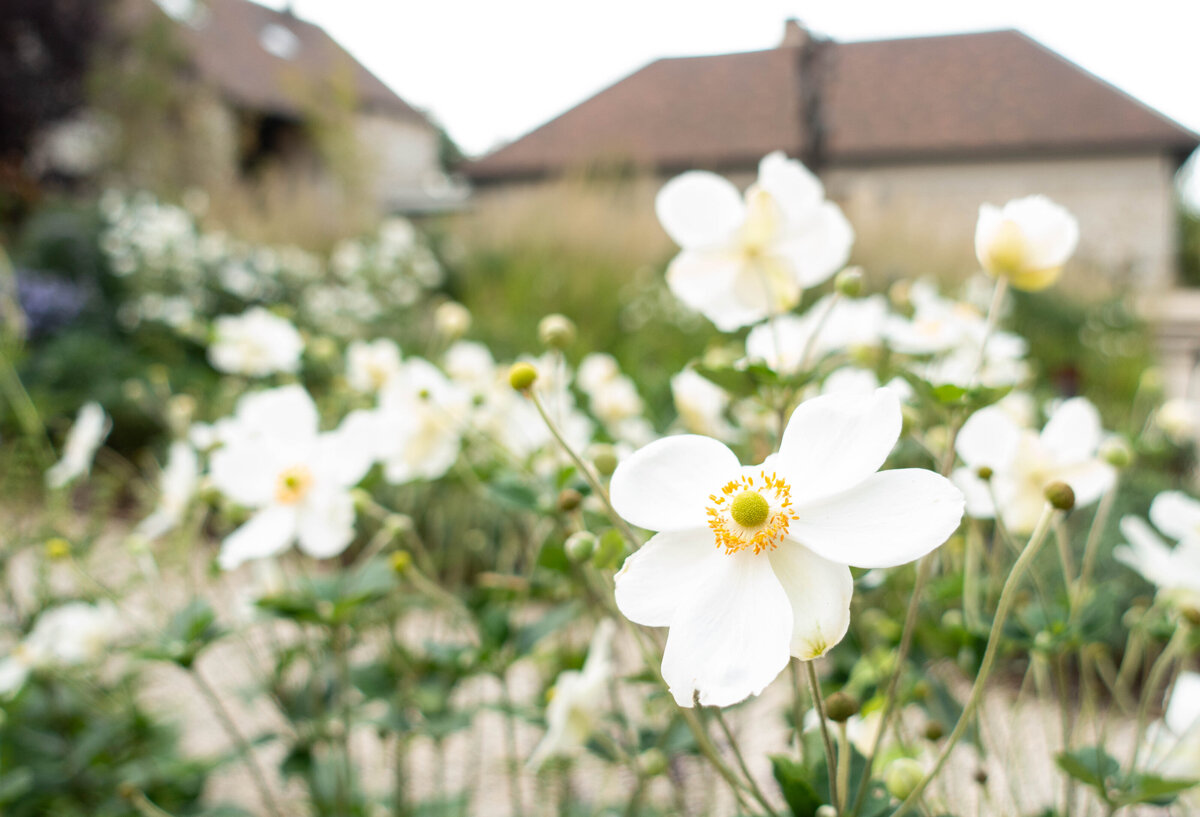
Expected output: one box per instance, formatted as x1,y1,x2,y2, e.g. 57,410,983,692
780,18,810,49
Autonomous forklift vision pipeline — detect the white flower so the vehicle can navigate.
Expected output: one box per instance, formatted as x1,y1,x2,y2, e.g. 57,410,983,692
443,340,496,396
434,301,471,339
1115,492,1200,610
133,440,199,541
209,386,375,569
1157,399,1199,443
46,402,111,488
952,397,1115,533
528,620,616,769
1147,672,1200,788
672,369,736,438
610,389,963,707
346,338,403,392
745,294,888,375
374,359,470,484
656,152,854,331
208,307,304,377
975,195,1079,291
821,368,912,402
0,601,119,696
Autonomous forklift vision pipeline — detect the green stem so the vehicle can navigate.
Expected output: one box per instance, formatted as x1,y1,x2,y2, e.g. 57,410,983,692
836,721,851,815
1076,486,1116,607
851,554,933,816
712,706,780,817
891,505,1057,817
1126,622,1190,774
190,665,284,817
806,660,839,810
528,388,640,548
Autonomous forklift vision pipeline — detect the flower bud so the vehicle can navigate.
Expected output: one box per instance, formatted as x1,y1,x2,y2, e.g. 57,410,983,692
815,806,837,817
1099,436,1133,469
557,488,583,513
44,537,71,561
308,336,339,363
834,266,864,297
639,748,668,777
975,465,994,481
1044,481,1075,511
389,551,412,574
383,513,414,536
435,301,471,339
592,528,627,569
508,362,538,391
1182,605,1200,627
590,444,619,477
565,531,597,562
923,721,944,741
884,758,925,801
538,314,576,349
824,691,859,723
974,767,989,785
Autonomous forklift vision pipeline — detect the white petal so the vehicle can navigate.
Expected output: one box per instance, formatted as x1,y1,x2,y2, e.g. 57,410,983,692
610,435,740,532
295,490,357,559
777,389,902,502
664,249,746,327
773,201,855,288
219,506,298,570
614,529,726,627
1040,397,1102,465
768,542,853,659
660,551,793,707
790,469,964,568
756,152,824,223
1150,491,1200,543
318,410,380,487
0,658,29,697
1008,196,1079,270
1166,672,1200,736
655,171,745,249
1115,516,1174,586
956,406,1022,471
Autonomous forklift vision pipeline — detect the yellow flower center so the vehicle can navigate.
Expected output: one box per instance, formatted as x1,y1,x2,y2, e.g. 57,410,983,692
984,218,1029,275
275,465,314,505
707,471,798,555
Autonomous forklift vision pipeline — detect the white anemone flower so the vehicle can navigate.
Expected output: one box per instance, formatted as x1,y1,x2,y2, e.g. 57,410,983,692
610,389,963,707
443,340,496,396
672,369,736,438
952,397,1115,533
46,402,111,488
375,359,470,484
133,440,200,541
208,306,304,377
975,195,1079,291
346,338,403,392
656,151,854,331
1115,492,1200,610
745,294,889,375
210,386,375,569
0,601,119,696
528,620,616,769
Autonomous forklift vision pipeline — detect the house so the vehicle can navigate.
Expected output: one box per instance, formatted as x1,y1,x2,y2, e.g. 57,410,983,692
466,22,1198,289
36,0,465,213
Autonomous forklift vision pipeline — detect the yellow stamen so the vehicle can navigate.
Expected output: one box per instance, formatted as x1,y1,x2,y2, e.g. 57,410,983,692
275,465,314,505
706,471,798,555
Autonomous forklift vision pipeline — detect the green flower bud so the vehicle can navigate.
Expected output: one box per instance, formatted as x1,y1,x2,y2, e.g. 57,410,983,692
557,488,583,512
885,758,925,801
45,537,71,561
565,531,597,562
834,266,864,297
390,551,412,574
815,806,837,817
639,748,668,777
538,314,576,349
824,691,859,723
308,336,339,363
509,362,538,391
1045,481,1075,511
1181,606,1200,627
590,444,619,476
383,513,414,536
1099,436,1133,469
923,721,944,741
975,465,994,481
592,528,627,569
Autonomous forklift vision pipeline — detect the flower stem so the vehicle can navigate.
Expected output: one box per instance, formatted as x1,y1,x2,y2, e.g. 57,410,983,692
1126,621,1190,774
836,722,851,815
891,504,1057,817
713,706,780,817
528,388,641,548
805,660,840,810
1076,485,1116,607
189,665,284,817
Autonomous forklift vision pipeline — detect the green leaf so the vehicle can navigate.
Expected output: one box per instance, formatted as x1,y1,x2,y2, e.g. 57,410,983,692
1113,773,1199,807
1055,747,1120,793
771,755,824,817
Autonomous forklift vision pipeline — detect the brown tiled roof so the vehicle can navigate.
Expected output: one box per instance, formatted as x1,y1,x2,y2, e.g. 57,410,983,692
466,29,1198,182
141,0,429,123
